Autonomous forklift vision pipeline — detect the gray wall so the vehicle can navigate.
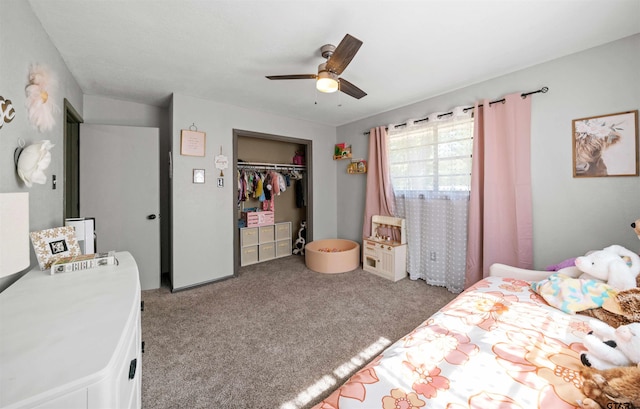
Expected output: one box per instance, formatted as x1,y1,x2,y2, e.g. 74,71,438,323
83,95,171,275
2,0,638,293
170,93,336,290
337,34,640,269
0,0,83,291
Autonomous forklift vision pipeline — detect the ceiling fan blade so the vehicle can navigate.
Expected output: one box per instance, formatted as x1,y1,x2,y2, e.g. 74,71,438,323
339,78,367,99
266,74,317,80
326,34,363,75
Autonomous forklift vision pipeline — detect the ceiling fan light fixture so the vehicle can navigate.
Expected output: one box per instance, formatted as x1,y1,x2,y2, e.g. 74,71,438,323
316,70,339,93
266,34,365,98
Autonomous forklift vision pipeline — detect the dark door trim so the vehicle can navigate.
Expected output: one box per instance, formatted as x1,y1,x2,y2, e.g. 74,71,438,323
63,99,83,220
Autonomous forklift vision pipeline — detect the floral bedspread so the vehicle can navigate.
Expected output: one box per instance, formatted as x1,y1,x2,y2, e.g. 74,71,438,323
313,276,594,409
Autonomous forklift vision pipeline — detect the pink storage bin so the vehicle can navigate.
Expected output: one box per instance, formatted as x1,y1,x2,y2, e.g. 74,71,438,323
242,211,274,227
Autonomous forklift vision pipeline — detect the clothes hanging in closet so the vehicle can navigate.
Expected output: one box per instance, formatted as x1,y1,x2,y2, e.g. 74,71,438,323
237,168,294,207
294,177,308,208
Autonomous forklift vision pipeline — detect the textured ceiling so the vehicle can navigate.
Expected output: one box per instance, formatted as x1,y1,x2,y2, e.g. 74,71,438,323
28,0,640,127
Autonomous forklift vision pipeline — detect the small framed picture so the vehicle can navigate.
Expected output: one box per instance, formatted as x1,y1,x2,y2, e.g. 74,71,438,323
30,226,82,270
572,110,638,177
193,169,205,184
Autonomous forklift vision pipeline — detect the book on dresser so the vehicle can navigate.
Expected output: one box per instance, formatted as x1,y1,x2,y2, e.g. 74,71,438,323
50,251,116,274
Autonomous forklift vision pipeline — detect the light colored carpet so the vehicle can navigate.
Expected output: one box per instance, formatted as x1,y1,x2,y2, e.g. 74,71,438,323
141,255,457,409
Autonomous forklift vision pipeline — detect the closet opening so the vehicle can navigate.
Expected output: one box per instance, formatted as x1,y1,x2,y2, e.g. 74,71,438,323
232,129,313,276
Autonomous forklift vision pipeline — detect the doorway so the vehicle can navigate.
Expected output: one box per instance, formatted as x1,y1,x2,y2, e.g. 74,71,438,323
232,129,313,276
63,99,82,220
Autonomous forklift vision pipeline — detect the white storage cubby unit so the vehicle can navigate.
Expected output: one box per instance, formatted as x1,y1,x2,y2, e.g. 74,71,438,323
0,252,142,409
240,221,292,266
363,215,408,282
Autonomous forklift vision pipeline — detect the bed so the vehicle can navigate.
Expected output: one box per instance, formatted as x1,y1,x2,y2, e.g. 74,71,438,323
312,264,593,409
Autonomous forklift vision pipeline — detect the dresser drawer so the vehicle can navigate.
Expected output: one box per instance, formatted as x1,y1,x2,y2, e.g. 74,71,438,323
259,225,275,243
34,390,87,409
259,243,275,261
241,246,259,265
276,240,291,257
116,319,140,409
241,228,259,246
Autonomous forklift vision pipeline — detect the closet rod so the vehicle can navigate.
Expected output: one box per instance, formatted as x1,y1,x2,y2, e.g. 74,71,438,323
363,86,548,135
237,161,306,171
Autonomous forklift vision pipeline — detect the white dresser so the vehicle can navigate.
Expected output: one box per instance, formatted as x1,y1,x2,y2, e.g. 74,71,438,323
0,251,142,409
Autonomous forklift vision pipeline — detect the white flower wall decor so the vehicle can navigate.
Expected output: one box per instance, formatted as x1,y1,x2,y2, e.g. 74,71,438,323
25,64,58,132
17,140,54,187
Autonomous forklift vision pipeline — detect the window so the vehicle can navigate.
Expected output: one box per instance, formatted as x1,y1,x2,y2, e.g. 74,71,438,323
386,111,474,291
388,116,473,193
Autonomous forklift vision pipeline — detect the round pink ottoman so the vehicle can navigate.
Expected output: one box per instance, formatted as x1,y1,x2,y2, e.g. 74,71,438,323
305,239,360,274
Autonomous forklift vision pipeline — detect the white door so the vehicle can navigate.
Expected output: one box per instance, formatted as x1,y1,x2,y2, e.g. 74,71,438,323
79,124,160,290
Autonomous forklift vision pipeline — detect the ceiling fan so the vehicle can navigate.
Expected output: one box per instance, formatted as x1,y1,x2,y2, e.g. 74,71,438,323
266,34,367,99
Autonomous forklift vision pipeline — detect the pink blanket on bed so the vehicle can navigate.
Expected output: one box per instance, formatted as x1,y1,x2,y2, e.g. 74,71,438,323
313,276,592,409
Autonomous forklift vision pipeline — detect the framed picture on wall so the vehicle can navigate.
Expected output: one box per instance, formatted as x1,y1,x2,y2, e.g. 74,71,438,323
180,129,206,156
572,110,638,177
193,169,205,184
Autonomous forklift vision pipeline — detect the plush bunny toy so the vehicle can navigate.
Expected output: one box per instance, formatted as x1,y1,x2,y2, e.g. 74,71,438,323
632,219,640,240
575,245,640,291
580,321,640,370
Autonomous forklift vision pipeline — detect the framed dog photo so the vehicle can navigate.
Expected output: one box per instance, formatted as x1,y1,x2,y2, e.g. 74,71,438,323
572,110,639,177
30,226,82,270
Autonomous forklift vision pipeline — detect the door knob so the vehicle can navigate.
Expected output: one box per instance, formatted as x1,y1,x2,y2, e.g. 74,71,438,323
147,214,157,220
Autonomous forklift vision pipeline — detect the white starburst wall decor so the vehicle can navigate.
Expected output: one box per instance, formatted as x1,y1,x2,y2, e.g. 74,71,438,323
25,64,58,132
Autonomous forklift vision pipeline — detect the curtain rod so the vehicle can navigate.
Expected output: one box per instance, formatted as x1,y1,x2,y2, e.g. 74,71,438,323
363,86,548,135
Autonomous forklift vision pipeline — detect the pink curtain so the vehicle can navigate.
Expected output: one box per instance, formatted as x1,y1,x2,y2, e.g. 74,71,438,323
362,126,396,238
465,93,533,287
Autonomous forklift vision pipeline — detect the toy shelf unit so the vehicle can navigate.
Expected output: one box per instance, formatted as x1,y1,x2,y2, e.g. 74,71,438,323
240,221,292,266
363,215,407,282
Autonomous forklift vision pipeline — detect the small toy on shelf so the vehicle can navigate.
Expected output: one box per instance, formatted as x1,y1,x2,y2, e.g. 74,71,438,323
292,150,305,165
333,143,352,160
347,159,367,174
